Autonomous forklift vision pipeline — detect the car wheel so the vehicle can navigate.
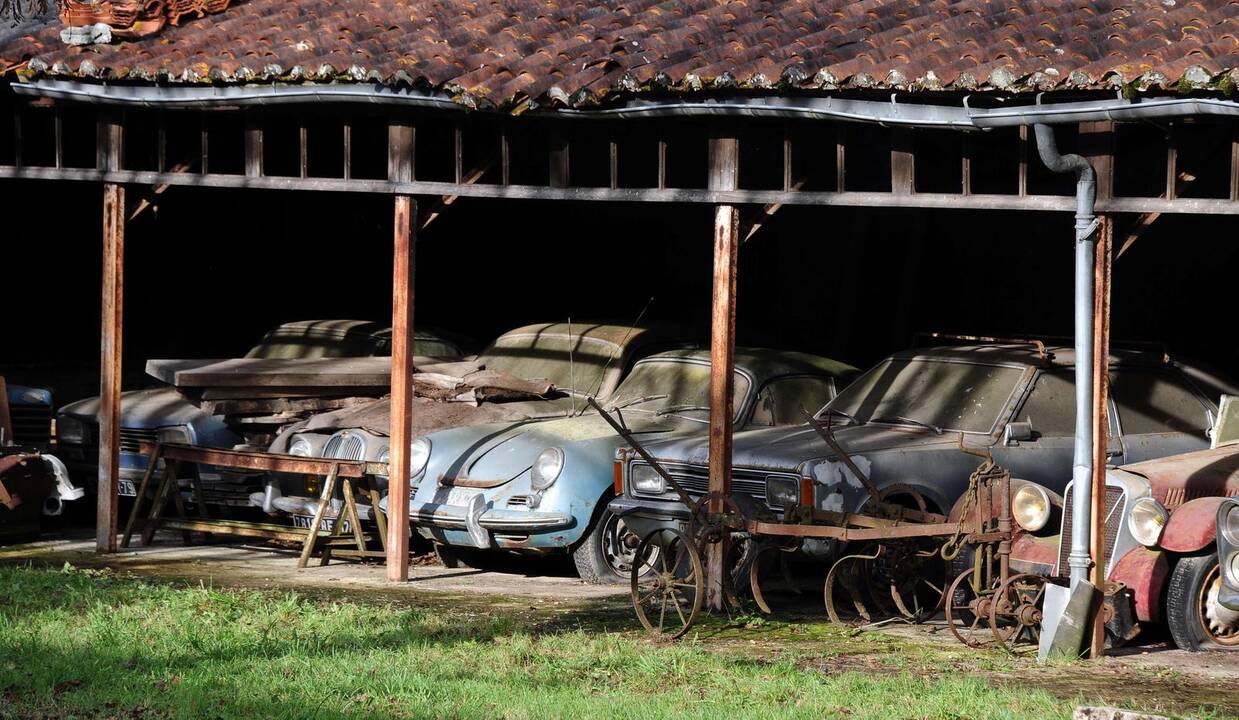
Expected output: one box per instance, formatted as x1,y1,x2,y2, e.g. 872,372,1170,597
573,503,657,585
1166,554,1239,651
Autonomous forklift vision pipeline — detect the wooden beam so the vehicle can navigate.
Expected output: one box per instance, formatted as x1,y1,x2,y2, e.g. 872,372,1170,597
387,121,415,582
549,130,569,188
1089,214,1113,660
706,130,739,612
891,127,914,195
244,114,263,178
1080,121,1114,201
98,115,125,554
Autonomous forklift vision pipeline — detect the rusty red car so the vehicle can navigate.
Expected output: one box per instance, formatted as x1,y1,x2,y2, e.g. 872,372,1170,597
1010,441,1239,651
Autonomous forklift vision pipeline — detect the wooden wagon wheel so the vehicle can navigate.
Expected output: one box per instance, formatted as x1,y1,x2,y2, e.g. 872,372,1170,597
631,528,704,640
988,573,1048,648
945,568,999,648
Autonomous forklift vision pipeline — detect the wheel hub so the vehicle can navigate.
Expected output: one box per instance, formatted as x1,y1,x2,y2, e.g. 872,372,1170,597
1205,575,1239,636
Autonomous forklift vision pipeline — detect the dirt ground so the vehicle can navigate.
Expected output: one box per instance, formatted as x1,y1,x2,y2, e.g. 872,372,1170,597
3,531,1237,716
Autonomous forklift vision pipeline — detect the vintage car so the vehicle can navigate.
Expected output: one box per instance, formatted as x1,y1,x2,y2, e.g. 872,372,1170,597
258,323,685,532
1219,498,1239,614
402,348,855,583
1010,438,1239,651
1,377,81,517
56,320,463,503
609,343,1236,564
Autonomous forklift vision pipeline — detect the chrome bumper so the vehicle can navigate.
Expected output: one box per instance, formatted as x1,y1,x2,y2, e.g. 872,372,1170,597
410,501,571,533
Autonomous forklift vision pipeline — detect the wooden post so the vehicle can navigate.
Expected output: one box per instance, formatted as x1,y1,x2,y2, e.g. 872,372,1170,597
387,121,416,581
706,131,739,611
98,116,124,553
891,127,914,195
1089,215,1113,659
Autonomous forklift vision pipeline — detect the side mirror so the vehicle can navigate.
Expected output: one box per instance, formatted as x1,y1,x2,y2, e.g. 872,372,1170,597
1003,421,1035,446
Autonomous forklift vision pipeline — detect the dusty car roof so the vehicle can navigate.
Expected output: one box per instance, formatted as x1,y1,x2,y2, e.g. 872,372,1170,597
894,343,1176,369
640,347,857,382
494,323,665,349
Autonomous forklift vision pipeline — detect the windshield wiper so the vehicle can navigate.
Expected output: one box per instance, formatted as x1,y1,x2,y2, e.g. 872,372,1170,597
870,415,944,435
655,404,711,417
609,394,668,411
817,407,860,427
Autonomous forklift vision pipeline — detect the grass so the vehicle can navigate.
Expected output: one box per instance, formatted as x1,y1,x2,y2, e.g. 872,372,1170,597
0,563,1220,719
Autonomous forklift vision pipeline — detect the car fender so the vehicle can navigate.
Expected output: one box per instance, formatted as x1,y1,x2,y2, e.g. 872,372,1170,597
1110,547,1170,623
1161,496,1228,553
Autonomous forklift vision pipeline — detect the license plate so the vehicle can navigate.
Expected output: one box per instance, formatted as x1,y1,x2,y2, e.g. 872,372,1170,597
292,514,350,533
445,487,481,506
118,479,137,497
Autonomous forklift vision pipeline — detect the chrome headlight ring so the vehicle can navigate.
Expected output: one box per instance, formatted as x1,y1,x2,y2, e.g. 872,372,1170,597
1127,497,1169,548
1011,484,1052,532
531,447,565,492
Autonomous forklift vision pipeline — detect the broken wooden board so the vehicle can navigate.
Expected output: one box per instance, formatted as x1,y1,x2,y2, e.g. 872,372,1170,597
146,357,482,388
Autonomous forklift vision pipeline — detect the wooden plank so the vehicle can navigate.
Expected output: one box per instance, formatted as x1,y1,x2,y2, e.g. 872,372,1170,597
706,130,739,611
891,127,914,195
549,130,569,188
0,377,10,445
388,120,416,582
388,121,414,183
120,443,162,547
244,114,263,178
1089,215,1113,659
162,519,317,543
298,465,338,568
159,444,370,477
98,115,124,554
1080,121,1114,201
146,357,397,388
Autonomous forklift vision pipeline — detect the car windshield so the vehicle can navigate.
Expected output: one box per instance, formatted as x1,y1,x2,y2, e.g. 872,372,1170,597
820,358,1022,434
480,335,619,397
606,360,751,420
246,331,380,359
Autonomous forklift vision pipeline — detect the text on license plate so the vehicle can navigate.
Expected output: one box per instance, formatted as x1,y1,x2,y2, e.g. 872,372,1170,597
118,479,138,497
292,514,350,533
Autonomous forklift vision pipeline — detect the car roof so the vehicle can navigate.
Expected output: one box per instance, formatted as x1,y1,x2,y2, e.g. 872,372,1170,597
270,320,449,343
494,323,666,350
639,347,857,382
892,343,1178,369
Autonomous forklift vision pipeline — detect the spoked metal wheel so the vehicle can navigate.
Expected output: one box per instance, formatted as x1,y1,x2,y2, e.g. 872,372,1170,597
1200,563,1239,648
631,528,704,639
945,568,998,648
989,573,1048,649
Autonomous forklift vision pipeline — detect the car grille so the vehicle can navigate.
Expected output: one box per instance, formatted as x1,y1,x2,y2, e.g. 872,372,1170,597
8,405,51,445
1057,484,1126,577
323,432,366,460
119,427,158,454
633,462,785,509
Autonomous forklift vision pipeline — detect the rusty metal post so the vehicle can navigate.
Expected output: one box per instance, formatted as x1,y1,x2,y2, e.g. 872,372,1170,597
387,121,415,581
98,116,125,553
706,130,739,611
1089,215,1113,658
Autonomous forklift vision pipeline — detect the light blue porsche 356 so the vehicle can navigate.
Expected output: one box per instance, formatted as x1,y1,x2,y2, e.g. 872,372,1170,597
403,348,855,583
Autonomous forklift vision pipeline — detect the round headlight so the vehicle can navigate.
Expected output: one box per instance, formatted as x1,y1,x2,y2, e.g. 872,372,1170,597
287,437,313,457
1011,484,1051,532
409,437,431,478
1127,497,1169,548
531,447,564,491
1226,550,1239,588
1222,502,1239,546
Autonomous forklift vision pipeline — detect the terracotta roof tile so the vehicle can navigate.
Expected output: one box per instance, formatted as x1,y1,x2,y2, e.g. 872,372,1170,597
2,0,1238,109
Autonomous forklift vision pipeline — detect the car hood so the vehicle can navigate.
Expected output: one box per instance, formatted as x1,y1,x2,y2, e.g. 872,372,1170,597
647,423,962,472
59,387,209,428
6,384,51,407
438,412,687,483
1119,443,1239,502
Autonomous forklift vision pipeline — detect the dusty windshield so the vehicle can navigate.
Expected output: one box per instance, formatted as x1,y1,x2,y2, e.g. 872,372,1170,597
606,360,751,420
821,358,1021,434
481,335,618,396
246,332,379,359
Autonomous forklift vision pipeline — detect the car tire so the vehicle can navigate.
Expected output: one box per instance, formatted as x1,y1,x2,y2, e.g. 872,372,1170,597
1166,553,1239,651
573,496,648,585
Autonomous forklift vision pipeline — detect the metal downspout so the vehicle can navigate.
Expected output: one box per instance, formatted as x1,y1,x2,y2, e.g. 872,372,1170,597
1033,123,1098,588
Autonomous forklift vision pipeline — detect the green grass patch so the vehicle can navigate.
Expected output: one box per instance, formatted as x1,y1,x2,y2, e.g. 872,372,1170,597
0,564,1177,719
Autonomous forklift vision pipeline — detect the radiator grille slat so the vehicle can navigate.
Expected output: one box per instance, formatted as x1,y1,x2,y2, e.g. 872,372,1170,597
633,463,786,509
119,428,158,454
323,433,366,461
8,406,51,445
1057,485,1126,576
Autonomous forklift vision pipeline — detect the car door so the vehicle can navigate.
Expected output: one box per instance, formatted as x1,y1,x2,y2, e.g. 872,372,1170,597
746,375,838,428
993,369,1121,495
1111,367,1213,464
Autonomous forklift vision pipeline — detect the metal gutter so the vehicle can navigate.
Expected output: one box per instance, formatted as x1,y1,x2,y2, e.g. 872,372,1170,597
1033,123,1098,590
12,79,1239,127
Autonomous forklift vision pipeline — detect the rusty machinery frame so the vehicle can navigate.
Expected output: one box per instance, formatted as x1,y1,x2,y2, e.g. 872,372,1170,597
592,397,1050,649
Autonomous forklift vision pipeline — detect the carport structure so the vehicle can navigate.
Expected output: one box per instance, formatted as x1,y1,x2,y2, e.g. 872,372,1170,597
3,0,1239,658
